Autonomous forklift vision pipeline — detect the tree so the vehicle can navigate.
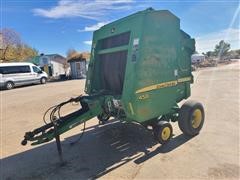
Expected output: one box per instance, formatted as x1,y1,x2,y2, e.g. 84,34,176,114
205,51,215,58
214,40,230,60
0,28,21,61
0,28,38,61
16,44,38,61
226,49,240,59
66,48,77,59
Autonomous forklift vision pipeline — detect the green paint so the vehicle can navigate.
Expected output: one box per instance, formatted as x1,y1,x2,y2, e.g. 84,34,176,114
86,8,194,122
23,8,195,146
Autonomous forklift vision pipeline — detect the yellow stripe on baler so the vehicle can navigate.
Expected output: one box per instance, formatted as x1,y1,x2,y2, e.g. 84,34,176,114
135,76,192,94
128,102,135,115
178,77,192,83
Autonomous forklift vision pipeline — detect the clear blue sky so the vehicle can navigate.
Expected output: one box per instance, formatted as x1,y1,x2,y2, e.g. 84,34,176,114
2,0,239,56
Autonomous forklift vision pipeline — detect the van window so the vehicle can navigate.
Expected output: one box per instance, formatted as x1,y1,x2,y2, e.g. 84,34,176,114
32,66,41,73
0,66,31,74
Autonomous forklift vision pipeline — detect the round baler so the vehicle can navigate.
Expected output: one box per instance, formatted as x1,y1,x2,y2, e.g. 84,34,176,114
22,8,205,160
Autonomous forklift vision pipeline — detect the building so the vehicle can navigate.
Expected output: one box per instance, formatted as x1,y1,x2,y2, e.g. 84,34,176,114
191,54,205,64
68,52,89,79
28,54,69,78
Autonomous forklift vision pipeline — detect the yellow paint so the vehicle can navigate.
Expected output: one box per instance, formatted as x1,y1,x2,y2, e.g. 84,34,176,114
128,102,134,115
178,77,192,83
138,94,150,100
136,76,192,94
161,127,171,141
192,109,202,128
136,80,177,94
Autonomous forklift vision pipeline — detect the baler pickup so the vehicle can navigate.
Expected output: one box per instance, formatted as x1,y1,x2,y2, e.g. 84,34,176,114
21,95,103,146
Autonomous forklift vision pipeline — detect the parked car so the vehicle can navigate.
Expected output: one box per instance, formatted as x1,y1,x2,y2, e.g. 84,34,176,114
0,62,48,90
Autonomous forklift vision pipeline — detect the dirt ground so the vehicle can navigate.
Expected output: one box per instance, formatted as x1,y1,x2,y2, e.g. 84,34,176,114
0,61,239,180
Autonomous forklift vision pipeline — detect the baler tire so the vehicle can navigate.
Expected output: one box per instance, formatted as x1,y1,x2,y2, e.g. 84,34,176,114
97,113,110,124
153,121,173,144
178,100,205,136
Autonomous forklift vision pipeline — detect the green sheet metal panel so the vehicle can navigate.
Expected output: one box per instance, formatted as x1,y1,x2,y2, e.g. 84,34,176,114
86,10,145,94
85,8,194,123
123,10,181,122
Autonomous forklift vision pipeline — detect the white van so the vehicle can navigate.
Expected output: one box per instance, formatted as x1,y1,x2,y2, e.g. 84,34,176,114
0,62,48,90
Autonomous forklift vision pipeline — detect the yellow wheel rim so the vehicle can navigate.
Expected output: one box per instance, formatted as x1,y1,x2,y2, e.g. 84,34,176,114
192,109,202,128
161,127,171,141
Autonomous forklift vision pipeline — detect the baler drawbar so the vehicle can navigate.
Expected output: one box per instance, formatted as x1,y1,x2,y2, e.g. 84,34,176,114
21,95,104,146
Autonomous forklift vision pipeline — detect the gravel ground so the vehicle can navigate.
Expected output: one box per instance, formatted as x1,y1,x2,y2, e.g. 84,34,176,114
0,61,239,180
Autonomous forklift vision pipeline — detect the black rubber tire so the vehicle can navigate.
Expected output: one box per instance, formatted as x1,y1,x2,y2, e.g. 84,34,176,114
178,100,205,136
97,113,110,124
40,77,47,84
5,81,14,90
153,121,173,144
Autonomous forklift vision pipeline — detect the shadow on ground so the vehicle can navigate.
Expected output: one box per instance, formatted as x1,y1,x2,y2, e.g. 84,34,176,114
1,120,192,180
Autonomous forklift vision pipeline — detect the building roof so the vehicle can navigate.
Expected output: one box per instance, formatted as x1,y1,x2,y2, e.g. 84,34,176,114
27,54,66,65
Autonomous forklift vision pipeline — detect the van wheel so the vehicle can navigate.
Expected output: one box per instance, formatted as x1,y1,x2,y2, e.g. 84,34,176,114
6,81,14,90
40,77,47,84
